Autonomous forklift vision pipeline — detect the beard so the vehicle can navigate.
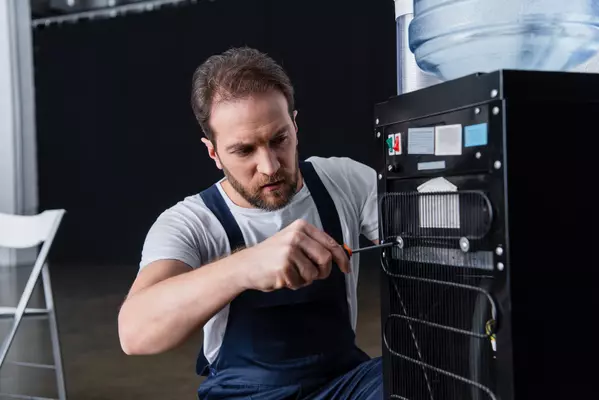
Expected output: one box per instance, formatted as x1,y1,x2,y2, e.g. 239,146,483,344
222,153,300,211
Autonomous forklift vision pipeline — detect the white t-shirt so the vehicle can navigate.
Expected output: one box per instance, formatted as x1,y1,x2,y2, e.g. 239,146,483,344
139,156,379,363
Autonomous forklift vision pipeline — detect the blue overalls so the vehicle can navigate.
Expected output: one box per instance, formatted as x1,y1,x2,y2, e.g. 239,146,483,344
197,160,383,400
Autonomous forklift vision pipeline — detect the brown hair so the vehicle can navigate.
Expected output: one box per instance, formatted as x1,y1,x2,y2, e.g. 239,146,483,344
190,47,295,142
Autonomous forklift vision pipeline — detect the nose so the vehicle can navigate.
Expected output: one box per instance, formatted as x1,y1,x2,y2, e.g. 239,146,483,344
256,148,280,176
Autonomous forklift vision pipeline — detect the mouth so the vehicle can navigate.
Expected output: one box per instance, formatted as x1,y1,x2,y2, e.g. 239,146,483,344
261,181,284,191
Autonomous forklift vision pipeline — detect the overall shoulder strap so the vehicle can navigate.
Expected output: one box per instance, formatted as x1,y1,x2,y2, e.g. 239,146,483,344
299,161,344,245
199,183,246,252
196,183,246,376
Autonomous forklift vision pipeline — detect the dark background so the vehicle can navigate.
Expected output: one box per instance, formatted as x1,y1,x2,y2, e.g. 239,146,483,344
32,0,397,266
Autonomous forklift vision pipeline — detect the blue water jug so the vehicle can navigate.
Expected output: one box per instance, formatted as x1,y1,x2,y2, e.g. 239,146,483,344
409,0,599,81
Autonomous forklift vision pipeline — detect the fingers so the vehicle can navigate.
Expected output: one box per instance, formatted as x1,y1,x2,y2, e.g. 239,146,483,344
297,235,333,281
298,221,351,274
283,264,307,290
290,231,333,278
289,249,320,287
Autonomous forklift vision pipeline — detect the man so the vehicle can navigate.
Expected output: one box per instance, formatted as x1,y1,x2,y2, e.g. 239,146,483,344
118,47,382,399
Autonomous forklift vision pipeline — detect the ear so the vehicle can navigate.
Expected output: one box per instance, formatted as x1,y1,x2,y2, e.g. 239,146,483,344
201,137,223,170
292,110,299,143
292,110,298,131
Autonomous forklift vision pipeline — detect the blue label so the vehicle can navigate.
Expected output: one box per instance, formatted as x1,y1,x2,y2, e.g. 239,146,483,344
464,123,488,147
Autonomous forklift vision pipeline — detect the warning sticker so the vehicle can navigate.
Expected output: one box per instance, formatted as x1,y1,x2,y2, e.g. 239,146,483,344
387,134,394,156
387,133,402,155
394,133,402,154
435,124,463,156
408,127,435,154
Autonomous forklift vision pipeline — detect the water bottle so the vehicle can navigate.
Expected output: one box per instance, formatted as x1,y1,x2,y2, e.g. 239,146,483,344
409,0,599,81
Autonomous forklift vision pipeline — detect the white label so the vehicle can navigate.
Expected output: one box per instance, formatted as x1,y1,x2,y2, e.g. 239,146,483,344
417,161,446,170
417,177,460,229
408,127,435,154
435,124,463,156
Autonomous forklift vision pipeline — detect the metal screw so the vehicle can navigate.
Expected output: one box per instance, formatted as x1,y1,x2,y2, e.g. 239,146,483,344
491,89,498,98
459,237,470,252
388,165,394,172
494,160,502,170
495,247,504,256
376,131,381,138
492,107,500,115
475,152,482,159
396,236,404,249
474,107,481,115
376,118,380,125
497,262,505,271
378,174,382,180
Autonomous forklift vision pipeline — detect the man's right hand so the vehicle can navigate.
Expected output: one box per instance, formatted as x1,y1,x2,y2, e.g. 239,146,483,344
240,219,350,292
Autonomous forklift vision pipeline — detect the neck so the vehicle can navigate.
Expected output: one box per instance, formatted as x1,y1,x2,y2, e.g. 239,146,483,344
220,179,252,208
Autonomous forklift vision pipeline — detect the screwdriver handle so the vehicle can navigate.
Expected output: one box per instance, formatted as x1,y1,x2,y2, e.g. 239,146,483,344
343,243,353,258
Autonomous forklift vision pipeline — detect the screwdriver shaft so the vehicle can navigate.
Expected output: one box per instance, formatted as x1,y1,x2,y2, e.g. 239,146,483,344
351,242,395,254
343,241,395,258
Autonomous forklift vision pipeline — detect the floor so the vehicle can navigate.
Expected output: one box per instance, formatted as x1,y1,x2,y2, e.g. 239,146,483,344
0,252,382,400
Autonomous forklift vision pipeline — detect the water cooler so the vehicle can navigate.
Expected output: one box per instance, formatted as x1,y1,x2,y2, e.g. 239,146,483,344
377,1,599,399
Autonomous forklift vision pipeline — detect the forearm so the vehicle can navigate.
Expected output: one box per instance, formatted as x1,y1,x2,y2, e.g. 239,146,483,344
118,252,249,355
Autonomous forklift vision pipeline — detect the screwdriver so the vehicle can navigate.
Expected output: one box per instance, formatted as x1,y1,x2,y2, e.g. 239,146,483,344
343,242,396,258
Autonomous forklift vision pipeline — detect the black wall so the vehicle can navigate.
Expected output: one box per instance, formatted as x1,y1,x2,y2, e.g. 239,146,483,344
32,0,396,265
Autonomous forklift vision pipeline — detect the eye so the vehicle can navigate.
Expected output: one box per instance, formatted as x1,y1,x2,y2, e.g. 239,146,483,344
234,146,254,157
271,133,288,147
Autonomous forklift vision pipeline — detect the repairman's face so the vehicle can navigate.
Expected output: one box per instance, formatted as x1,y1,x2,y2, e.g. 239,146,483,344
202,90,300,211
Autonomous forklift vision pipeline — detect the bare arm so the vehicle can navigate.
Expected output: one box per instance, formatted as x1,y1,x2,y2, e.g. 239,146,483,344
117,253,248,356
118,219,349,356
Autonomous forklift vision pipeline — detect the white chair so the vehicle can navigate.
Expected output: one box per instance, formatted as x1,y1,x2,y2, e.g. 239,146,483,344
0,209,67,400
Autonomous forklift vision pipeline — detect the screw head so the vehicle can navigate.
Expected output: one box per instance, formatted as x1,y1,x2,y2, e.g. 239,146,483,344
475,152,482,159
474,107,481,115
494,160,502,170
396,236,404,249
378,174,382,180
376,131,381,138
376,118,380,125
495,247,504,256
492,107,500,115
459,237,470,252
497,262,505,271
491,89,498,98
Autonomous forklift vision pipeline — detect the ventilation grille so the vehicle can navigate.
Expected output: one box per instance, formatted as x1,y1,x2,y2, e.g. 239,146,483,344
379,191,493,240
379,191,498,400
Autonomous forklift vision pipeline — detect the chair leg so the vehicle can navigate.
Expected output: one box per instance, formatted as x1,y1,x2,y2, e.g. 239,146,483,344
0,259,44,368
42,263,67,400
